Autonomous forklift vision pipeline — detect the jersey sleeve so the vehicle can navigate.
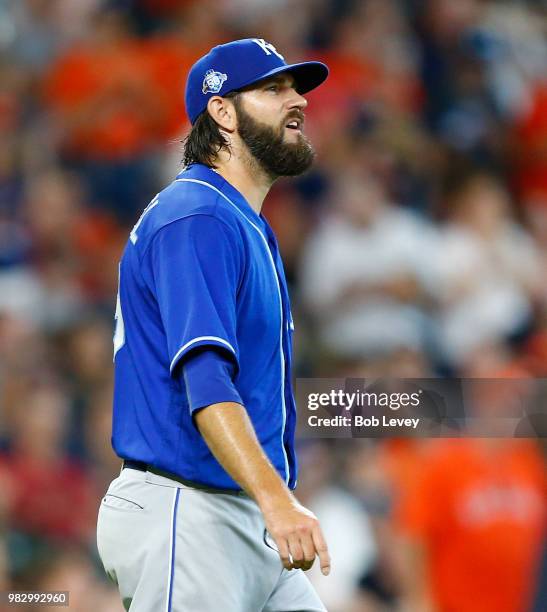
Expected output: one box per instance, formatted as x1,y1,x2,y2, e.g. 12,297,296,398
181,347,243,415
147,215,242,375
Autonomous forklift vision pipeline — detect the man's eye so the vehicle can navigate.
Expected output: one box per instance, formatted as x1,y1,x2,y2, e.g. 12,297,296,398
266,85,278,92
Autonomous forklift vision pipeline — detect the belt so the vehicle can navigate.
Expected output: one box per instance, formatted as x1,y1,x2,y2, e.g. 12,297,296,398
122,460,247,496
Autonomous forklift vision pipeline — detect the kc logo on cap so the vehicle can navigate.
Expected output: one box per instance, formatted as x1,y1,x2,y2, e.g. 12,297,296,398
251,38,285,61
202,69,228,95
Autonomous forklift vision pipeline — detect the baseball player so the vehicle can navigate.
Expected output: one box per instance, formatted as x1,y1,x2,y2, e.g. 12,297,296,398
96,38,330,611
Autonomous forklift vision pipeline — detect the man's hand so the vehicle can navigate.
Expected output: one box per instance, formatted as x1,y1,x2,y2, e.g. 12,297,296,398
194,401,331,576
261,494,331,575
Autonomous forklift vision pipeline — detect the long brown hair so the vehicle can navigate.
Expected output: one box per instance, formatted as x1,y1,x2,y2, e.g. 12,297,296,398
181,92,240,168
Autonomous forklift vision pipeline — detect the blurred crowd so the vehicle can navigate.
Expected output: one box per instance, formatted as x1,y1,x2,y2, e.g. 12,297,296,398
0,0,546,610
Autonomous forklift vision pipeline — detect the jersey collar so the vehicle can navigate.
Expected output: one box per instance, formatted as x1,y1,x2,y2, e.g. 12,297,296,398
177,164,265,228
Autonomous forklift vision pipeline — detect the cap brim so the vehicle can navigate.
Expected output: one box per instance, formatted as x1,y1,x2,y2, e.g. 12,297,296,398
238,61,329,95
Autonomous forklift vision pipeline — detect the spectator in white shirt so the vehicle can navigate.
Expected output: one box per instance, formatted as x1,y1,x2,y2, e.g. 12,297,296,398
300,170,437,360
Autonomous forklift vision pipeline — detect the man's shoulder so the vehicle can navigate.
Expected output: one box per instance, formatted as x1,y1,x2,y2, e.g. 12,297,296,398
155,175,223,223
129,170,243,252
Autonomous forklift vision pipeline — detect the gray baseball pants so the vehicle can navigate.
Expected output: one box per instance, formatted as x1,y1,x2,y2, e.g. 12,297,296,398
96,467,327,612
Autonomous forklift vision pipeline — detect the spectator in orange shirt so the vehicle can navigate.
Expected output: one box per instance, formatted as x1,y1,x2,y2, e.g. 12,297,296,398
42,3,221,162
41,7,197,220
43,9,161,161
395,438,545,612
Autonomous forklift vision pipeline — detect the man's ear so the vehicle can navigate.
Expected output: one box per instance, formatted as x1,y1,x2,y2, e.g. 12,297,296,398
207,96,237,132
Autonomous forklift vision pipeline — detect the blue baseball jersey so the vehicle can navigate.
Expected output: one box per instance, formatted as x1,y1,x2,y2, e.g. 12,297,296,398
111,163,298,490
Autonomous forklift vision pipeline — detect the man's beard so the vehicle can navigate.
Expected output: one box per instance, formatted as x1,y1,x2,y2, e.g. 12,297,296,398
234,99,315,180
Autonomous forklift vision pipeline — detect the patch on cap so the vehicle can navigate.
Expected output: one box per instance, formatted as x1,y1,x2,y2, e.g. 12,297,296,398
202,69,228,94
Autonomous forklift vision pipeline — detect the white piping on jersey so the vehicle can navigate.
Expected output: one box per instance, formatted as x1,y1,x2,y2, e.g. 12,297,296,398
130,194,159,244
165,487,179,612
175,177,290,484
169,335,236,374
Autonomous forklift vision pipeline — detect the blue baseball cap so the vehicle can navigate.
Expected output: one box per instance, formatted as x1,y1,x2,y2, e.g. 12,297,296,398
185,38,329,124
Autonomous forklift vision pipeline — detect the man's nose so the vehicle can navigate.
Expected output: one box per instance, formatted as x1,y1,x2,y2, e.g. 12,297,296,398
287,89,308,110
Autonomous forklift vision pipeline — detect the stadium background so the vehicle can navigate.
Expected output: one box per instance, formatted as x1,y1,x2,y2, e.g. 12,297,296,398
0,0,546,610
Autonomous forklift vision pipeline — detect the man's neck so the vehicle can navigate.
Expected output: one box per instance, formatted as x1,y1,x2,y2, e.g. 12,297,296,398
213,147,274,214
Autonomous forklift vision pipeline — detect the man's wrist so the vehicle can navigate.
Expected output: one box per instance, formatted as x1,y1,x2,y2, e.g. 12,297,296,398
254,480,295,512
